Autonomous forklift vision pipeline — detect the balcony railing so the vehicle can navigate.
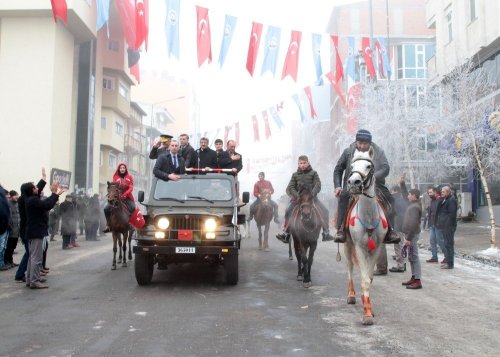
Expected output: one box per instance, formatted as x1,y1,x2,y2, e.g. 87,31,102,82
124,134,142,153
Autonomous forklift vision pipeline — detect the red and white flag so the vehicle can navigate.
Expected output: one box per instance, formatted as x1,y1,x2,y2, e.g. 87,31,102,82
375,39,385,79
304,87,317,119
325,72,346,105
50,0,67,25
362,37,376,79
196,6,212,67
135,0,149,50
130,63,140,83
282,31,302,81
330,35,344,82
346,83,363,134
116,0,136,48
262,111,272,139
252,115,260,142
246,22,263,77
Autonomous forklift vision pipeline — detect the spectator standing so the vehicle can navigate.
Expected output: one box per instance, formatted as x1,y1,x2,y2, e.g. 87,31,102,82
4,190,21,268
421,188,431,230
401,185,423,289
59,194,77,249
426,187,446,263
48,202,60,241
76,195,87,236
24,180,65,289
0,185,10,271
85,194,101,241
388,181,408,273
436,186,457,269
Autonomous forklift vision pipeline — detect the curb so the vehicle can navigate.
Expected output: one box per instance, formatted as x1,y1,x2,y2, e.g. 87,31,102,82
418,241,499,268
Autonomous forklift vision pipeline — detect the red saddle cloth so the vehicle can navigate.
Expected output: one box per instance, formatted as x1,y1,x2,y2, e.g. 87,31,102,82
128,208,145,229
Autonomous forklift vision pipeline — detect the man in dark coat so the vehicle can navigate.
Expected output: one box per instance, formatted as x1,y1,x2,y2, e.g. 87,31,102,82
0,185,10,271
4,190,21,268
24,181,65,289
15,170,47,282
60,194,78,249
149,134,173,159
387,182,409,273
214,139,231,169
333,129,399,244
436,186,457,269
154,139,186,181
221,140,243,173
192,137,218,169
179,133,196,169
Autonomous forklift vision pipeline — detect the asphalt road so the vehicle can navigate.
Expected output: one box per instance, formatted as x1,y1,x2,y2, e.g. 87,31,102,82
0,226,499,356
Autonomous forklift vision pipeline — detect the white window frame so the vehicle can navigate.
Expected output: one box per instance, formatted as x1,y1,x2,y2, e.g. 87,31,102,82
118,82,129,99
103,76,115,91
115,121,123,136
109,153,117,169
397,44,427,79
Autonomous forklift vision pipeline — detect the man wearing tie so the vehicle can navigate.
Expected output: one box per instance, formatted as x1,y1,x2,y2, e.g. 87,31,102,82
153,140,186,181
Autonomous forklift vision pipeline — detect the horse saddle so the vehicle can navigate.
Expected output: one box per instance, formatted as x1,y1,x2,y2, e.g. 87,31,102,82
343,196,390,230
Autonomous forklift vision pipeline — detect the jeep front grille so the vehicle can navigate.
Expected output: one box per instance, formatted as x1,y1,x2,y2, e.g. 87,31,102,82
171,216,203,231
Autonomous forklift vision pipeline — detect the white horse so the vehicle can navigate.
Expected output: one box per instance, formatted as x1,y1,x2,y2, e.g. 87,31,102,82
344,147,388,325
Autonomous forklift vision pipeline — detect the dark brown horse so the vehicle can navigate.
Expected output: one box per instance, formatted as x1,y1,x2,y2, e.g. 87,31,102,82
106,182,133,270
289,184,322,288
249,189,274,251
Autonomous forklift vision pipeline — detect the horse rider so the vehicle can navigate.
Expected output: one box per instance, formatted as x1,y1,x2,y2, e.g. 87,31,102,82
276,155,334,243
103,163,136,233
153,139,186,181
247,172,279,223
333,129,400,244
149,134,173,160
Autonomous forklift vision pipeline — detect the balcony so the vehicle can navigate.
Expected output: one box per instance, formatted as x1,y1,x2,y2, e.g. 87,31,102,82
124,134,142,154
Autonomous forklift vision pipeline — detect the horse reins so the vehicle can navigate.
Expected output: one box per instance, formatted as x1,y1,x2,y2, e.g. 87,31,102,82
350,157,375,198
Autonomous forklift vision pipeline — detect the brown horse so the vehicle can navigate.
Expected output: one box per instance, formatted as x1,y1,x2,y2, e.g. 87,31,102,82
251,189,275,251
289,184,322,288
106,182,133,270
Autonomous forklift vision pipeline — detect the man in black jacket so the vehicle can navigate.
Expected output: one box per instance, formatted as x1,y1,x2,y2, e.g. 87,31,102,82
221,140,243,173
179,133,196,168
24,180,66,289
149,134,173,159
0,185,10,271
154,139,186,181
193,137,218,169
436,186,457,269
333,129,399,244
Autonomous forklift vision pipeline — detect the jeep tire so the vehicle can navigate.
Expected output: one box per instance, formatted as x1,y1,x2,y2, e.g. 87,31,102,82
135,253,154,286
225,253,238,285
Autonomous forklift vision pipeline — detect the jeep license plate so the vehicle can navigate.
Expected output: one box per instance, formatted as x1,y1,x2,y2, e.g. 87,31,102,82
175,247,195,254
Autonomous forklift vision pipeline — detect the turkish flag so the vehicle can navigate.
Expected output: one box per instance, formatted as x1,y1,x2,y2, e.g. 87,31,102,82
362,37,376,79
135,0,149,50
304,87,317,119
246,22,263,76
252,115,260,142
196,6,212,67
262,111,271,139
130,63,140,83
325,71,346,105
330,36,344,82
375,39,385,79
346,83,363,134
50,0,67,25
115,0,136,49
282,31,302,81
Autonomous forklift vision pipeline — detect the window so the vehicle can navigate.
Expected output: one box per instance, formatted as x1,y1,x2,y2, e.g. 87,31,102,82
109,153,117,168
108,40,119,52
103,76,114,90
405,85,426,107
445,8,453,43
396,44,428,79
101,117,106,129
115,122,123,136
470,0,477,22
118,82,129,99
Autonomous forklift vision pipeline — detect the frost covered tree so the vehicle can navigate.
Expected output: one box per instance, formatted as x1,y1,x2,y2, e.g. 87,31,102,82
438,60,499,248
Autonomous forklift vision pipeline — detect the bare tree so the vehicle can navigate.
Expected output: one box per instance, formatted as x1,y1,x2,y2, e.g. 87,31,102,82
438,60,499,248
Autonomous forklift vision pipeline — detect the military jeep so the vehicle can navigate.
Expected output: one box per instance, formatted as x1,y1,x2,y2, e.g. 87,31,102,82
133,170,249,286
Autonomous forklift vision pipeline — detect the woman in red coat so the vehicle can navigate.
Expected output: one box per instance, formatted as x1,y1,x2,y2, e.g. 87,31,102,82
103,163,136,232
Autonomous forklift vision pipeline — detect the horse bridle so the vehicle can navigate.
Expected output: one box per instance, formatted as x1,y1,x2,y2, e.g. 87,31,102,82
107,185,121,208
350,157,375,198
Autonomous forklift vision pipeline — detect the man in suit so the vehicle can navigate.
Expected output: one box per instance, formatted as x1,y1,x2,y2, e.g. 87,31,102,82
154,139,186,181
24,180,66,289
221,140,243,173
193,137,218,169
179,133,196,168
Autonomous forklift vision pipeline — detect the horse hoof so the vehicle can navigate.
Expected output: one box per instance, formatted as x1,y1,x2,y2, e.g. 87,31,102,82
303,281,312,288
347,296,356,304
297,275,303,281
117,259,122,264
289,256,293,260
122,262,127,268
362,316,374,325
111,265,116,271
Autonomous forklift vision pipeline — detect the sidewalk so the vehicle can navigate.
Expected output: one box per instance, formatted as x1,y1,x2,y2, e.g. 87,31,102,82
419,221,500,267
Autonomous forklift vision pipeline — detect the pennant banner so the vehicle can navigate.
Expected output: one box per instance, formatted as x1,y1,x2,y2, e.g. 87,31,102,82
292,94,305,123
282,31,302,81
261,26,281,76
262,111,272,139
116,0,136,48
362,37,376,79
252,115,260,142
246,22,263,76
96,0,110,32
50,0,68,25
304,86,317,119
219,15,237,67
165,0,180,59
331,35,344,82
311,33,323,85
196,6,212,67
269,107,284,129
135,0,149,50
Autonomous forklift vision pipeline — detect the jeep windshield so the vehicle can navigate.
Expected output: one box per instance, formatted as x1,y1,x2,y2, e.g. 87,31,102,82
153,177,233,202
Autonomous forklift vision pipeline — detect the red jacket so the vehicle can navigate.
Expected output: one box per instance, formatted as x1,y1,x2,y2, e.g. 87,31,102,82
113,163,135,202
253,179,274,198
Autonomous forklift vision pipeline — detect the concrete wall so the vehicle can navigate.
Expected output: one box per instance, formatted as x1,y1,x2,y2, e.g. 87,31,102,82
0,17,76,191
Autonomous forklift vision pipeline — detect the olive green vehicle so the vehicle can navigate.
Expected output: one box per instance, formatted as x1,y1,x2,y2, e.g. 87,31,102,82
133,171,249,286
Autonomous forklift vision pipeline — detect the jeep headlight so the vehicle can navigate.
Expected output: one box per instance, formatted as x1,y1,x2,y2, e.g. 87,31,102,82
204,218,217,232
157,217,170,230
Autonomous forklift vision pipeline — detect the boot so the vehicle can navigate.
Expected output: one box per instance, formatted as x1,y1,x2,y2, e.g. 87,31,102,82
334,228,346,243
276,231,290,244
406,279,422,289
402,276,415,286
383,228,401,244
322,229,334,242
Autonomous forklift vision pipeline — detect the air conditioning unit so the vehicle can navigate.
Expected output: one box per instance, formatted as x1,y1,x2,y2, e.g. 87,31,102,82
457,192,472,218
